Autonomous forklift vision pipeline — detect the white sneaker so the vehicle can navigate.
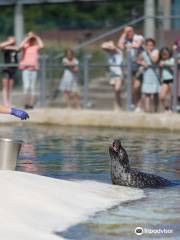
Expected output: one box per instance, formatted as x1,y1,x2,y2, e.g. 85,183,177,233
114,103,122,112
134,107,143,113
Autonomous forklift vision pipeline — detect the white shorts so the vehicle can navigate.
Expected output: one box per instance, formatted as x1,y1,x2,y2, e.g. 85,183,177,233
22,70,37,94
109,76,122,85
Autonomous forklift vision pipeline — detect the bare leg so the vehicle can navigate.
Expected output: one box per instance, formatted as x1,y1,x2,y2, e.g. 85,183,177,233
160,84,171,111
150,94,155,112
69,92,80,108
144,94,151,112
168,84,172,110
153,93,159,112
64,91,72,108
29,94,35,108
2,78,9,106
2,78,14,107
73,93,81,109
7,79,14,107
133,79,141,107
24,92,31,107
51,89,60,100
69,92,76,108
114,78,123,109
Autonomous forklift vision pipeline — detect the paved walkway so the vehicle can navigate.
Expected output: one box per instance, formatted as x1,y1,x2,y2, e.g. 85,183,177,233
1,108,180,131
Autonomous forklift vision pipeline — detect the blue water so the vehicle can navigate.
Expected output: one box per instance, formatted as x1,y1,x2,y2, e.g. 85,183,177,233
1,125,179,239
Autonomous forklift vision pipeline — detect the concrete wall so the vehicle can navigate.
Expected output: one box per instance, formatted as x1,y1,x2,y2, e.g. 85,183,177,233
1,109,180,131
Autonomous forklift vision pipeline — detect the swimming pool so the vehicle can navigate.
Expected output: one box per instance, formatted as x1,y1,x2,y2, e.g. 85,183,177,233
1,125,179,239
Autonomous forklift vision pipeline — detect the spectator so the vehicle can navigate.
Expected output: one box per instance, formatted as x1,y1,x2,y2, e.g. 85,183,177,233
101,40,124,110
59,48,80,109
117,26,144,110
173,37,180,109
159,47,174,112
0,37,18,107
137,38,160,112
19,32,44,109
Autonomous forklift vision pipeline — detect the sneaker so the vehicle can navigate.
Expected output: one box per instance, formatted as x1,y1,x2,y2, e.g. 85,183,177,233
134,107,143,113
176,105,180,113
24,105,34,109
114,104,122,112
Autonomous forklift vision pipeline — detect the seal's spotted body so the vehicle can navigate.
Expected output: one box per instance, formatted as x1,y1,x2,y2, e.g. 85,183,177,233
109,139,171,188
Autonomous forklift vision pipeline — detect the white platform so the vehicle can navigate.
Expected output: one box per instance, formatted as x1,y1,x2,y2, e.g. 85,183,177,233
0,171,144,240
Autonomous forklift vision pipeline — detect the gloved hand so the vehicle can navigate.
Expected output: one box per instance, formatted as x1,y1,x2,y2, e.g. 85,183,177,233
10,108,29,120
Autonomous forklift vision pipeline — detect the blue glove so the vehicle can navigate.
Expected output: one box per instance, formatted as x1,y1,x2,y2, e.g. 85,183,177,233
11,108,29,120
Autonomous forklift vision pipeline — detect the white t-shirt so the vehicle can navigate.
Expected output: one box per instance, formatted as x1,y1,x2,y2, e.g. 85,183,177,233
125,34,144,47
160,58,175,81
108,51,123,76
125,34,144,60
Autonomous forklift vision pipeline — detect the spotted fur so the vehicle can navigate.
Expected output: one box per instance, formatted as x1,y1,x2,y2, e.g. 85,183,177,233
109,139,171,188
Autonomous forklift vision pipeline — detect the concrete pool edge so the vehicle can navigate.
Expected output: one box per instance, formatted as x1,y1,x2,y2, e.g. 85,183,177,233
0,108,180,131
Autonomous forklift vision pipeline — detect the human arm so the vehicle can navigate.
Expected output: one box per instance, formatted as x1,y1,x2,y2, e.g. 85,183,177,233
18,35,32,50
117,26,135,49
136,53,148,68
160,58,175,67
137,59,148,68
0,105,29,120
3,45,19,51
72,65,79,73
0,38,15,50
0,105,11,114
117,29,127,50
69,60,79,72
63,58,79,72
34,35,44,49
118,27,144,50
29,32,44,49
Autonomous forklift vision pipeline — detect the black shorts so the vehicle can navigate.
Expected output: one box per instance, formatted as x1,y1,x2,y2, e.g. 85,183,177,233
134,72,143,82
163,79,173,84
132,65,143,82
2,67,17,80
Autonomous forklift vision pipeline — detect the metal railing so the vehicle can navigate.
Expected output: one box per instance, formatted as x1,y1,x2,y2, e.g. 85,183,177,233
55,15,180,60
55,15,145,60
43,15,180,112
0,53,179,112
41,51,180,112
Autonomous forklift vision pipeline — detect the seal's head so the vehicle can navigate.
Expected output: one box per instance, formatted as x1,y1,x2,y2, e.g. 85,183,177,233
109,139,130,171
109,139,171,187
109,139,122,158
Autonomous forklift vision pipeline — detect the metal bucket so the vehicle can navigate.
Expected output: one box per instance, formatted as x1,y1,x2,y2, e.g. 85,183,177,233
0,138,23,170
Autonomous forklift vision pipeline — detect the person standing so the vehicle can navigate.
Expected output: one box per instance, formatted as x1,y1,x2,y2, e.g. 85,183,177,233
159,47,174,112
0,37,18,107
59,49,81,109
19,32,44,109
173,37,180,110
101,41,124,110
137,38,160,112
118,26,144,110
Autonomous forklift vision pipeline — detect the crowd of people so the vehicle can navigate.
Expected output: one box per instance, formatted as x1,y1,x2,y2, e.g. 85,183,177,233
102,25,180,113
0,27,180,113
0,33,82,110
0,32,44,109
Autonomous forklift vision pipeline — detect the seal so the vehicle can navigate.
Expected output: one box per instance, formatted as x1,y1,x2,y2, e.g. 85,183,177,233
109,139,171,188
